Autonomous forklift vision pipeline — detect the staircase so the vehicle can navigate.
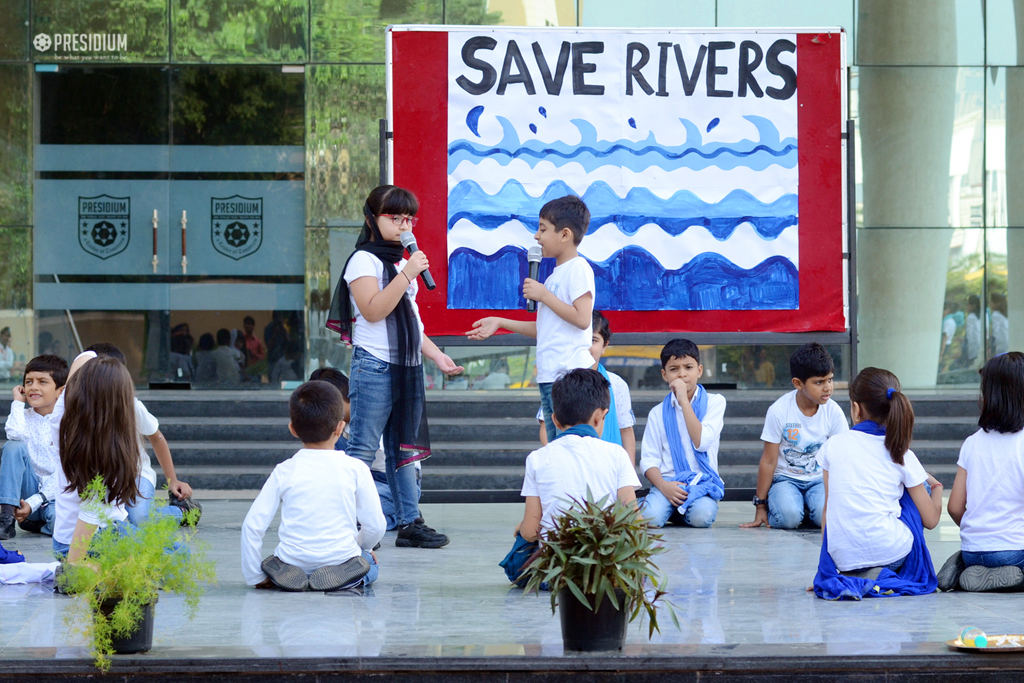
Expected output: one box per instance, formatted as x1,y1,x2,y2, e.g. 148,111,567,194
1,389,979,502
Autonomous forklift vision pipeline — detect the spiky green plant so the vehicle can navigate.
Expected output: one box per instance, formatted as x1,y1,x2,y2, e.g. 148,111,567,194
59,476,216,671
521,493,678,638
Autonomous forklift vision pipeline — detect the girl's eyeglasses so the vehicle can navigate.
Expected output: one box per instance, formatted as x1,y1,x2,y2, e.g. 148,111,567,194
380,214,418,228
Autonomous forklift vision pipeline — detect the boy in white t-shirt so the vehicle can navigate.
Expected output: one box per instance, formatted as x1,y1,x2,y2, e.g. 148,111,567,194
639,339,727,529
467,196,596,443
536,310,637,463
242,381,385,591
742,343,848,530
500,368,640,586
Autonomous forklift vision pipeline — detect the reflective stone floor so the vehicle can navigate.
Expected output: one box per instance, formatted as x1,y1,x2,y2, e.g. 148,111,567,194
0,497,1020,659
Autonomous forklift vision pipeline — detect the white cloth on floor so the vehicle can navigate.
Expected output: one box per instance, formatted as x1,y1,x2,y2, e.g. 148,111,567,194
0,562,60,584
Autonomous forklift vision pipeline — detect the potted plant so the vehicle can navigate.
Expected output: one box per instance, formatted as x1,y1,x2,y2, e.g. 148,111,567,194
522,493,677,652
59,477,215,670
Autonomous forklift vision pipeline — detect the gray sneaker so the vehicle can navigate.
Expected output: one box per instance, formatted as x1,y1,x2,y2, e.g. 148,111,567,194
958,565,1024,592
308,556,371,591
937,551,966,591
260,555,309,592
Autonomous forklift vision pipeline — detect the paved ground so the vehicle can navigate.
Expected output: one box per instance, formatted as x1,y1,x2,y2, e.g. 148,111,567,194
1,496,1020,659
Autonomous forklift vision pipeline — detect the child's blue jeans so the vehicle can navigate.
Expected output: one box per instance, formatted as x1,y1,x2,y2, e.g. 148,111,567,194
0,441,55,535
641,486,718,528
962,550,1024,571
767,475,825,529
125,476,183,526
347,346,422,527
538,382,557,443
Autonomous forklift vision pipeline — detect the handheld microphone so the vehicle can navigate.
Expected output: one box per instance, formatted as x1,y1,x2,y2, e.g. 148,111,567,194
399,231,436,291
526,246,543,312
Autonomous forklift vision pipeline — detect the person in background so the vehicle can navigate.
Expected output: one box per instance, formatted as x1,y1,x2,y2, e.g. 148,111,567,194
0,328,14,381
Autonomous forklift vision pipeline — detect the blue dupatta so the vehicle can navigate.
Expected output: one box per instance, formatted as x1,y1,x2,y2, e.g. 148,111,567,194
662,385,725,510
596,363,621,446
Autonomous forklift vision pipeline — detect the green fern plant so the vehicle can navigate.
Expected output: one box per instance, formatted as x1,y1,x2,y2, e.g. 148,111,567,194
59,476,216,671
521,493,678,638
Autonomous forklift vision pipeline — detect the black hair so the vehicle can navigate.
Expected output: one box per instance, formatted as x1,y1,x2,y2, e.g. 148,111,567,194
850,367,914,466
539,195,590,246
967,294,981,314
551,368,610,428
170,335,192,355
308,367,349,402
660,338,699,368
197,333,215,352
23,354,69,388
289,381,345,444
243,315,255,325
979,352,1024,434
367,185,419,222
592,309,611,345
85,342,127,366
216,328,231,347
0,326,9,336
790,342,835,382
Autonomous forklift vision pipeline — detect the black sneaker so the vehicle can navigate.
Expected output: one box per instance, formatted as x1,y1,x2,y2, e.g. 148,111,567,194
0,506,15,541
18,518,46,534
168,492,202,526
396,521,449,549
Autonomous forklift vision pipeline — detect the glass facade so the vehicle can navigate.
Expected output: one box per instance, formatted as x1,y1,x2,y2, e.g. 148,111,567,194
0,0,1020,389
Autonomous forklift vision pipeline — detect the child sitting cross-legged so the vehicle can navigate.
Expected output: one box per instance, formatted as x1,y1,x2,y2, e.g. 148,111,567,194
940,352,1024,592
500,368,640,586
242,380,385,592
812,367,944,599
639,339,727,529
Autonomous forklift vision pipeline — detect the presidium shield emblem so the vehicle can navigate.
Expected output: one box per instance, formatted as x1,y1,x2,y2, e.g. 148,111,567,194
78,195,130,260
211,196,263,260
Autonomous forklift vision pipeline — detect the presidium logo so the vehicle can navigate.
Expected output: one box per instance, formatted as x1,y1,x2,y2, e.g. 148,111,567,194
34,32,128,60
212,196,263,260
79,195,130,260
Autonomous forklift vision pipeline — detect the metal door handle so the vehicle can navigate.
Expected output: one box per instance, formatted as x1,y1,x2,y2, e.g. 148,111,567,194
181,210,188,275
152,209,159,273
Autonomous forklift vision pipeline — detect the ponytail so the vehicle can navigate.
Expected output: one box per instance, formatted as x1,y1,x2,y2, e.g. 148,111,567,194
850,367,915,465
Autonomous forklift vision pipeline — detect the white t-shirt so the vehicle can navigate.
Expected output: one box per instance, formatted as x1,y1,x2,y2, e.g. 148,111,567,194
521,434,640,531
956,428,1024,552
241,448,386,585
761,391,848,481
534,368,635,431
134,399,159,487
343,250,424,365
535,256,595,383
817,430,927,571
53,466,129,545
639,391,727,480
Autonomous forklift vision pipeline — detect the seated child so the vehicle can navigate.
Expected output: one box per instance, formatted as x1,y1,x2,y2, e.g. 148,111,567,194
536,310,637,464
639,339,726,529
0,354,68,539
813,367,943,599
309,367,420,530
742,343,848,530
241,381,385,591
85,343,200,525
942,352,1024,592
501,368,640,585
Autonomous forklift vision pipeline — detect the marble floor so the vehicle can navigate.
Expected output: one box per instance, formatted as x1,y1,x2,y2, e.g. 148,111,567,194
0,497,1020,659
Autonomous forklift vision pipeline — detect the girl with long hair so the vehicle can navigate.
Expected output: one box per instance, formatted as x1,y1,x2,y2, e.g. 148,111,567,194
942,352,1024,592
327,185,463,548
53,355,140,562
813,367,943,598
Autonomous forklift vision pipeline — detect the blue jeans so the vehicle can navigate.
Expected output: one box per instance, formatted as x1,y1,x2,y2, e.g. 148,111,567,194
347,346,421,527
767,475,825,529
641,486,718,528
1,441,55,535
539,382,558,443
125,476,183,526
373,469,420,531
962,549,1024,571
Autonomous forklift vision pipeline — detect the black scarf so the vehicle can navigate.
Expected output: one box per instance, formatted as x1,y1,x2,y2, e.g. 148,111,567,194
327,206,430,464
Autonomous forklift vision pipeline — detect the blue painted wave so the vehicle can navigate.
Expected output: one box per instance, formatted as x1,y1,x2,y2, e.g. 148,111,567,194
448,115,796,173
447,246,798,311
448,179,797,239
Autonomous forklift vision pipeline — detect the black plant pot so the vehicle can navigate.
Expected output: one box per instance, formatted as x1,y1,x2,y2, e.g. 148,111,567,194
99,597,157,654
558,588,628,652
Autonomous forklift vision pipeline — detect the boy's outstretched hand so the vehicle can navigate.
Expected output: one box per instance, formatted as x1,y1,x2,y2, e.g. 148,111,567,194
466,317,499,340
740,506,771,528
434,353,465,377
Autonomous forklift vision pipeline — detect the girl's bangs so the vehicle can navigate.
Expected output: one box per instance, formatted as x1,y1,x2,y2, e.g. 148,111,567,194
380,188,419,217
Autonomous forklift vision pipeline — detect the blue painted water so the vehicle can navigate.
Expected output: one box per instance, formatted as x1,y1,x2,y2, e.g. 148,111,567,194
447,179,797,239
448,115,796,173
447,246,798,311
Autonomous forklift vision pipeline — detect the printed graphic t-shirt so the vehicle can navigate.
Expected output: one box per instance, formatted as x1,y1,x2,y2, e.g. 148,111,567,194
760,390,849,481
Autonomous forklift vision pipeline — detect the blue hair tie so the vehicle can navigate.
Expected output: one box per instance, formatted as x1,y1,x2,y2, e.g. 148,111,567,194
886,387,896,400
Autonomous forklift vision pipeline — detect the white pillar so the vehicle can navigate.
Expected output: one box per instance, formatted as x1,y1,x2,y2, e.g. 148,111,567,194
1005,2,1024,351
856,1,958,387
